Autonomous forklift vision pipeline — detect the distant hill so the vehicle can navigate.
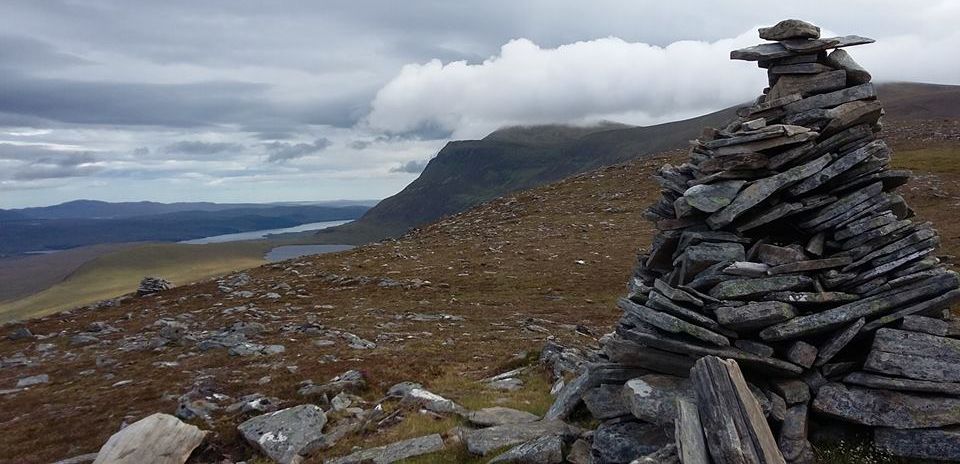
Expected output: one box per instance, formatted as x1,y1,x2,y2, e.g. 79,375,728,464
318,82,960,243
0,204,369,256
7,199,379,220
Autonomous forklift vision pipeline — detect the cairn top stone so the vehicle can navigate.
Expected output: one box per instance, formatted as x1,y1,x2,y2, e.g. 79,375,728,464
759,19,821,41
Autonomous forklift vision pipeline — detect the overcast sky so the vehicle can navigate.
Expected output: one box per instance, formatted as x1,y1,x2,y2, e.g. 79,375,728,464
1,0,958,208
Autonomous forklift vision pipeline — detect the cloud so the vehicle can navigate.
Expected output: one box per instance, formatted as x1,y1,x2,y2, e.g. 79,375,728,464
163,140,243,155
366,34,764,138
264,138,332,163
390,158,430,173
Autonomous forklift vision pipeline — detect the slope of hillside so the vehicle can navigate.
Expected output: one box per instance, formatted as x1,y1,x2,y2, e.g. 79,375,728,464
320,82,960,245
1,116,958,462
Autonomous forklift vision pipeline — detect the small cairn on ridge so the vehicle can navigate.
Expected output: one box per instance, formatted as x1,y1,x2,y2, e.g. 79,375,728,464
548,19,960,463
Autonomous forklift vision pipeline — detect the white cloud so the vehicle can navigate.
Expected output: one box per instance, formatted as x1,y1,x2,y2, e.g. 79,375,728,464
366,25,960,139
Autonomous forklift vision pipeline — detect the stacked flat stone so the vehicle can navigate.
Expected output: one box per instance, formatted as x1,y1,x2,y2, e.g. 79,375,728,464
555,19,960,463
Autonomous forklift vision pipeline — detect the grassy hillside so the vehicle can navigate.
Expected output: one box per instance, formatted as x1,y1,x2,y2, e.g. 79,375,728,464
0,241,272,322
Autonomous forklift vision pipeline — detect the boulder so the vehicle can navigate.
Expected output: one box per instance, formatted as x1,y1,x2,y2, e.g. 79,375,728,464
237,404,327,464
591,420,670,464
466,407,540,427
813,383,960,428
93,413,206,464
622,375,694,425
758,19,820,41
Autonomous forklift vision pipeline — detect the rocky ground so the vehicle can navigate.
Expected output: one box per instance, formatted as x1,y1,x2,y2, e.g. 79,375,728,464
0,119,958,464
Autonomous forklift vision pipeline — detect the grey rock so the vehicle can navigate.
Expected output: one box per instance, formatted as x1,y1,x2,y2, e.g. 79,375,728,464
874,427,960,461
757,244,807,267
674,398,709,464
583,384,631,420
326,434,444,464
7,327,33,341
844,371,960,396
779,404,814,464
709,276,813,300
137,276,173,296
466,407,539,427
864,328,960,383
769,63,833,75
463,420,576,456
51,453,99,464
567,439,592,464
93,413,206,464
788,140,887,197
403,388,463,414
900,315,949,336
768,69,846,100
544,363,647,421
735,340,775,357
489,435,563,464
783,83,876,114
716,301,797,331
386,381,422,397
759,19,820,40
762,291,858,306
16,374,49,387
782,35,874,53
622,375,694,425
592,420,670,464
813,382,960,428
785,341,817,369
683,181,746,213
237,404,327,464
771,379,810,405
825,49,871,85
70,334,99,346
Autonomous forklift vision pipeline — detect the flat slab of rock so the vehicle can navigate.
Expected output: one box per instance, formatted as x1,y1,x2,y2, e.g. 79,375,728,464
813,383,960,428
709,276,813,300
844,371,960,396
463,420,576,456
618,299,729,347
326,434,445,464
864,328,960,382
875,427,960,461
716,301,797,331
466,407,540,427
622,375,694,425
93,413,206,464
489,435,563,464
684,181,746,213
238,405,327,464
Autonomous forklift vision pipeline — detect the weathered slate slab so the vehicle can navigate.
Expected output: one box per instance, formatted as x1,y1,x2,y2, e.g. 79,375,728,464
781,35,874,53
704,125,809,149
901,315,949,336
769,63,832,75
875,427,960,461
716,301,797,331
709,276,813,300
654,278,704,307
647,291,720,330
619,299,730,346
756,245,807,267
620,328,803,376
813,383,960,428
759,272,959,341
583,385,630,420
860,288,960,333
787,140,886,197
675,397,710,464
94,413,206,464
783,83,876,114
785,341,817,368
602,336,695,377
684,180,747,213
707,153,830,229
864,328,960,382
814,318,865,366
544,363,648,421
724,261,771,277
731,42,795,61
767,257,852,275
768,70,846,100
712,131,818,157
238,405,326,464
691,356,786,464
843,371,960,396
592,420,671,464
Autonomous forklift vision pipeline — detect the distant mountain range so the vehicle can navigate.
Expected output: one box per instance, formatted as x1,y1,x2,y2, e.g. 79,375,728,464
0,202,370,256
319,82,960,244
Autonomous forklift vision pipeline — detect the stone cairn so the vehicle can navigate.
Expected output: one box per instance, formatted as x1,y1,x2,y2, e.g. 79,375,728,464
547,19,960,463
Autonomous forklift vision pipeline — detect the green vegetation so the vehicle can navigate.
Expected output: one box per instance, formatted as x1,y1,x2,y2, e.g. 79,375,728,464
892,146,960,174
0,241,271,322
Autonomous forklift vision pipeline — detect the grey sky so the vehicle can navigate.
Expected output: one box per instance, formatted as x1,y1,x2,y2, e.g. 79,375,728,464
1,1,957,208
